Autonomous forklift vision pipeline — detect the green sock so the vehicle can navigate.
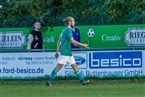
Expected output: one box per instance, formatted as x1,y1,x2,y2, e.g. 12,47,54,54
49,68,58,82
75,70,84,81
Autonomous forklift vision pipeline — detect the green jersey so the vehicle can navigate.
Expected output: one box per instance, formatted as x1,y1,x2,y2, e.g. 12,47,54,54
60,27,72,56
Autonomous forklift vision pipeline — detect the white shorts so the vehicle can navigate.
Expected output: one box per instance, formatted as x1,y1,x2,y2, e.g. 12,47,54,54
57,55,76,65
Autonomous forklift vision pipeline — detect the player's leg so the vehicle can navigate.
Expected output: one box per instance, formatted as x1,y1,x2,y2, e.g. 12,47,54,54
51,64,63,81
69,56,90,85
46,56,67,86
71,64,83,81
71,63,90,85
46,64,63,86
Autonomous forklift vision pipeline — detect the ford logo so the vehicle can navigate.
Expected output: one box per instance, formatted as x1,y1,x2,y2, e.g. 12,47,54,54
74,56,86,65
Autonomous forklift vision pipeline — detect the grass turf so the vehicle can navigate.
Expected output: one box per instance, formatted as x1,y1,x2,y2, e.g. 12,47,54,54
1,79,145,97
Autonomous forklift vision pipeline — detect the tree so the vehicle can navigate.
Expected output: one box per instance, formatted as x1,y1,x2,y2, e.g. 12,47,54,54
0,0,145,27
0,0,52,27
100,0,145,24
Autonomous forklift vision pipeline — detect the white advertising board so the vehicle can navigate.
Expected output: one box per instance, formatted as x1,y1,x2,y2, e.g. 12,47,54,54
0,50,144,79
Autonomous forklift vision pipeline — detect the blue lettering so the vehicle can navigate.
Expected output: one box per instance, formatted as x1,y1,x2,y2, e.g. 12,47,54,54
89,52,142,68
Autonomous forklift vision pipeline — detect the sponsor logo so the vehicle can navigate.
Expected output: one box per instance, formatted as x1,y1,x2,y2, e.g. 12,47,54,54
89,51,142,68
125,28,145,46
74,56,86,65
0,31,26,49
102,34,121,41
65,53,87,69
43,36,55,43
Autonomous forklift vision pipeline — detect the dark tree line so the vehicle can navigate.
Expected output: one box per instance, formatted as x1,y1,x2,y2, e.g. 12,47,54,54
0,0,145,28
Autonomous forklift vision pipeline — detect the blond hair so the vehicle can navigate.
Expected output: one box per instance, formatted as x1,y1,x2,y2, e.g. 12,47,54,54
63,16,74,26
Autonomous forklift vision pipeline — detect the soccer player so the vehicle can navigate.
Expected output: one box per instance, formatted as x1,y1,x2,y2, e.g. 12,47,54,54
46,16,90,86
27,20,43,52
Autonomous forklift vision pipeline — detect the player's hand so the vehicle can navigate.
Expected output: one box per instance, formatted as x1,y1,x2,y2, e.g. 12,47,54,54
82,44,88,48
55,52,59,59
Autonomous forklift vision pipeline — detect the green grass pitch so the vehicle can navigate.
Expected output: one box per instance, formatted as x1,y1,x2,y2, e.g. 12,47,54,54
1,79,145,97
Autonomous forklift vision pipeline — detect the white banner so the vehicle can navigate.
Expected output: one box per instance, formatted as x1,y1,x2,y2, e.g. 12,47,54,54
125,28,145,46
0,50,145,79
0,31,26,48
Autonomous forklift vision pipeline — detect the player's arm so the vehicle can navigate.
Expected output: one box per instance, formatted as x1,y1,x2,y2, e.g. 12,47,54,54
27,34,34,50
56,38,61,53
55,38,61,59
70,37,88,48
